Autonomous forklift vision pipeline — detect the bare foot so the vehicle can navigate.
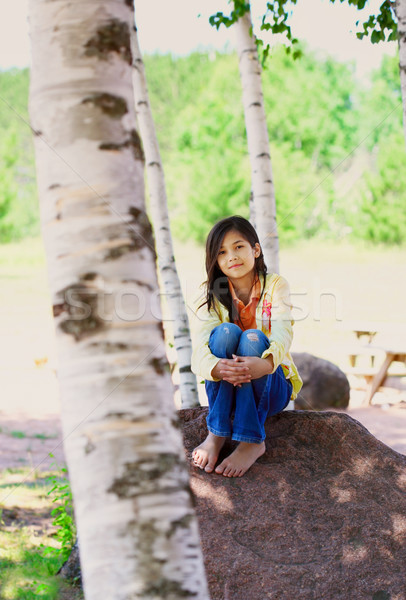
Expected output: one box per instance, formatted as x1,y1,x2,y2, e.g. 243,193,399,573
192,432,227,473
215,441,265,477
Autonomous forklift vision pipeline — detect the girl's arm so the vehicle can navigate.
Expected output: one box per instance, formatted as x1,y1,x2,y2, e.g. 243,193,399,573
191,301,251,384
261,276,294,372
191,304,224,381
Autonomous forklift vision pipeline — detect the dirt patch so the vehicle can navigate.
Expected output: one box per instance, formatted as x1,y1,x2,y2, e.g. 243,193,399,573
1,505,56,536
0,414,65,470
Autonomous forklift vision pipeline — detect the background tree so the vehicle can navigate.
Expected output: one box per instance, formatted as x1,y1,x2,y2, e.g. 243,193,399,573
234,3,279,272
0,69,38,241
210,0,280,272
2,47,405,247
216,0,406,146
28,0,209,597
131,22,199,408
396,0,406,143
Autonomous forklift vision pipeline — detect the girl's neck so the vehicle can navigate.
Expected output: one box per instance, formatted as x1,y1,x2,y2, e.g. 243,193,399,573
230,271,257,304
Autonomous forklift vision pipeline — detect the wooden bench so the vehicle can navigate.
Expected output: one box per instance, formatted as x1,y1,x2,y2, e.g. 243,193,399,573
364,348,406,405
347,345,382,368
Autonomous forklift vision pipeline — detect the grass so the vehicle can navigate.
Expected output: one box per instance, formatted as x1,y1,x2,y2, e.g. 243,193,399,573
11,431,26,439
0,428,58,441
0,469,82,600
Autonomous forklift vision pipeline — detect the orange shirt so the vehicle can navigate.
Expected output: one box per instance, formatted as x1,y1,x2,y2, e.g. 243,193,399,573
228,277,261,331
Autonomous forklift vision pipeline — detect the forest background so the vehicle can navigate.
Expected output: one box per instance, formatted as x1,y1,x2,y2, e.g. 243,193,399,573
1,43,406,248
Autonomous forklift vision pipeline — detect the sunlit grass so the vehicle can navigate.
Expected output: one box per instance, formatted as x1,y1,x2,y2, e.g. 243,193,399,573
0,529,60,599
0,468,82,600
0,469,54,510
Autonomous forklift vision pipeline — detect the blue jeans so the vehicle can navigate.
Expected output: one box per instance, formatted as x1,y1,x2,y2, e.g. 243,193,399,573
205,323,292,444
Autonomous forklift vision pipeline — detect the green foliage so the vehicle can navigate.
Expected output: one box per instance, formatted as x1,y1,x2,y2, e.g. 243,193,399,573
357,132,406,244
42,459,76,563
262,47,359,169
1,48,406,247
272,144,338,242
358,53,403,149
209,1,398,54
209,0,301,64
0,68,39,242
146,47,392,244
352,0,397,43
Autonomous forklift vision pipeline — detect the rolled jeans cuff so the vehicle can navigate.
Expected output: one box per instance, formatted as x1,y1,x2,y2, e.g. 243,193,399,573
231,433,265,444
207,424,231,438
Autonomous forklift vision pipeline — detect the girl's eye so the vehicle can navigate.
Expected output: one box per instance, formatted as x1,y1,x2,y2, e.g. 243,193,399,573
218,250,225,255
236,245,243,249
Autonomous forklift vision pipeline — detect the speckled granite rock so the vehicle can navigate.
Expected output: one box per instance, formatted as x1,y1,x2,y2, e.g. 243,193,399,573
292,352,350,410
180,407,406,600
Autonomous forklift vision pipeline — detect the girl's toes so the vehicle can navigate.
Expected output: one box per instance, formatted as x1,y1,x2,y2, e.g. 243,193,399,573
193,452,202,467
204,459,216,473
194,453,209,470
215,462,226,474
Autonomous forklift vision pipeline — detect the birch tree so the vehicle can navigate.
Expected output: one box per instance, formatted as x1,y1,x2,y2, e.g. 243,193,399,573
131,22,199,408
396,0,406,143
29,1,209,598
233,4,279,273
210,1,279,273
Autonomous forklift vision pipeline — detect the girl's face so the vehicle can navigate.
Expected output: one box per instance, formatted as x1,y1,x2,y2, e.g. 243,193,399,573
216,230,260,284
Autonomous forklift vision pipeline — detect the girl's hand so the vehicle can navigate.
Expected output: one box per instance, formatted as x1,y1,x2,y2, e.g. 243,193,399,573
232,355,274,380
212,358,251,386
213,354,274,386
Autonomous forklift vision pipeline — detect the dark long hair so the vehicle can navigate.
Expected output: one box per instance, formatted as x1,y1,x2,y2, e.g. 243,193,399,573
200,216,267,321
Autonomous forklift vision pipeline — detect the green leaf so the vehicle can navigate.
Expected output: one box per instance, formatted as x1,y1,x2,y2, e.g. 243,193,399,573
371,30,381,43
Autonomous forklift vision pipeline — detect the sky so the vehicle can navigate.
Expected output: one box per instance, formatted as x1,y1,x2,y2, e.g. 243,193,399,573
0,0,397,79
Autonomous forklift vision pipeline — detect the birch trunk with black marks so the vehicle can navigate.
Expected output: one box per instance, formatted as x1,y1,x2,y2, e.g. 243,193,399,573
397,0,406,145
29,1,209,598
234,5,280,273
131,25,199,409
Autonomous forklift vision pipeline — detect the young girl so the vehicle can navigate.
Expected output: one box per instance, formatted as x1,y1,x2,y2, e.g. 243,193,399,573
191,216,302,478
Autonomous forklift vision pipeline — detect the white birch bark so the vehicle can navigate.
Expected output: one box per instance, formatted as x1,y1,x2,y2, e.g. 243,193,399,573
131,24,199,409
28,1,209,598
234,5,280,273
396,0,406,145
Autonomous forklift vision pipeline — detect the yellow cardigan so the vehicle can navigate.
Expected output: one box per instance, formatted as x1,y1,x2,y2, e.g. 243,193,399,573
191,273,303,400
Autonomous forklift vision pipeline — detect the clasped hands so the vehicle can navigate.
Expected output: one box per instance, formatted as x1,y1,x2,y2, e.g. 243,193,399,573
212,354,274,387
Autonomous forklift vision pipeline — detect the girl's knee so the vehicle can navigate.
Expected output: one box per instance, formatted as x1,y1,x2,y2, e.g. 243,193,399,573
238,329,269,357
209,323,241,358
215,323,241,336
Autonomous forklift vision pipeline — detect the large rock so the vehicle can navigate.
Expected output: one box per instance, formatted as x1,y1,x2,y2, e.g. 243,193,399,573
180,407,406,600
292,352,350,410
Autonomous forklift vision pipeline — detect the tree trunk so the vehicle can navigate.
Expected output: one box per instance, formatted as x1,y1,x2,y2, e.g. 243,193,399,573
233,5,280,274
28,1,209,598
131,23,199,409
397,0,406,146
